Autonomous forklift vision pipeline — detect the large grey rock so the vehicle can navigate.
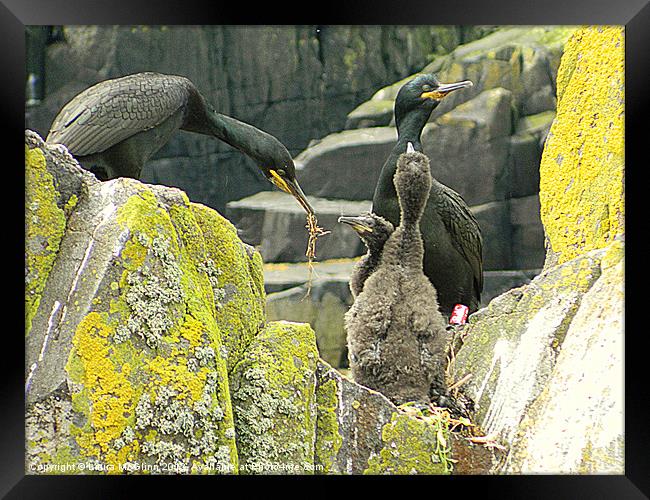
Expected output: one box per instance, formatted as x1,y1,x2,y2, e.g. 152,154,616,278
314,361,396,474
226,191,370,263
451,242,624,473
469,193,545,273
26,133,243,474
505,245,624,473
295,128,397,201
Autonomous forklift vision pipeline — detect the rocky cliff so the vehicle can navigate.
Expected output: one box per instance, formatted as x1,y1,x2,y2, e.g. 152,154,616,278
451,25,624,474
26,131,473,475
26,25,494,213
25,25,624,475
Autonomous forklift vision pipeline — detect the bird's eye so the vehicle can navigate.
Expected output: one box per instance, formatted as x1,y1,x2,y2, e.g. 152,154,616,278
422,84,433,92
276,168,286,176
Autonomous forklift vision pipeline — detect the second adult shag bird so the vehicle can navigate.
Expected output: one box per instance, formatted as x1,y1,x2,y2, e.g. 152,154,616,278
372,74,482,318
46,72,314,214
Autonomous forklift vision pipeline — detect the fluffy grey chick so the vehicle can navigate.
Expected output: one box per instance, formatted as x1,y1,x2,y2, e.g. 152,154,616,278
344,145,450,406
338,213,394,298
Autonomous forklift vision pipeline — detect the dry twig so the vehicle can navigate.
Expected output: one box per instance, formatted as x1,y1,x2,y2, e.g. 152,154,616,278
303,212,329,299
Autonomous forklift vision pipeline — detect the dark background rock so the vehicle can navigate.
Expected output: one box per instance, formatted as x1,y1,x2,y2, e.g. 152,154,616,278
509,195,545,269
471,200,512,270
295,127,397,201
26,25,480,213
508,133,542,199
226,192,369,263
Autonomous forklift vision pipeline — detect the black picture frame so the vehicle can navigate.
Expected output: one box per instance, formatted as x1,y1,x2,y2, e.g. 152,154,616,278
4,0,647,497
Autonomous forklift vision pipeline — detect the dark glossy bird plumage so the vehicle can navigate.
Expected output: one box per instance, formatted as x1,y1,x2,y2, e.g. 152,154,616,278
46,72,313,214
371,73,482,317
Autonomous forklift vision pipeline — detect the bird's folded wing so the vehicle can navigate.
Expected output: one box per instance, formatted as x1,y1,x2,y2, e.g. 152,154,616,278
435,186,484,294
46,74,190,156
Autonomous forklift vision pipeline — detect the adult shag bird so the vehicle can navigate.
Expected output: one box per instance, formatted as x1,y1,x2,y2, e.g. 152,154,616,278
337,213,394,298
344,145,450,407
46,72,314,214
372,74,482,318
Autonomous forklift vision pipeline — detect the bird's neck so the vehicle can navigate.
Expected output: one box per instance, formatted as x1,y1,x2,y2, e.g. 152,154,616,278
373,139,422,219
395,106,433,143
183,91,265,161
372,108,432,219
206,110,263,158
381,225,424,270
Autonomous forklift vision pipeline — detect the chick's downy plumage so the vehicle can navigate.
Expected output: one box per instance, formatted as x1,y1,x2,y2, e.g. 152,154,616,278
344,148,451,406
338,213,394,298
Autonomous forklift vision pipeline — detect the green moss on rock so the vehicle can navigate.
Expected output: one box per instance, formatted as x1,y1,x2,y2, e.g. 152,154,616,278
364,412,450,475
190,203,266,372
62,186,239,474
314,378,343,473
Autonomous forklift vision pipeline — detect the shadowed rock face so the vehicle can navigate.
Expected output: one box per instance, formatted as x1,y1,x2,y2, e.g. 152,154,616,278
27,25,478,213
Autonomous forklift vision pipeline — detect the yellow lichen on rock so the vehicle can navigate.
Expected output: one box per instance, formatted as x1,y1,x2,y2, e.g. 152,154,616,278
190,203,266,372
539,26,624,265
68,312,138,469
25,146,66,336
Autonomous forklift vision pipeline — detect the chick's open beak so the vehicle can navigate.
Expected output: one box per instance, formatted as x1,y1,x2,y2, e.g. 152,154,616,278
269,170,314,215
338,215,373,233
421,79,473,100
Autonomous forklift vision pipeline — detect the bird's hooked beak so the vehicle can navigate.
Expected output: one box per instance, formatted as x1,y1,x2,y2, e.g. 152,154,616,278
421,80,473,100
338,215,373,233
269,170,314,215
